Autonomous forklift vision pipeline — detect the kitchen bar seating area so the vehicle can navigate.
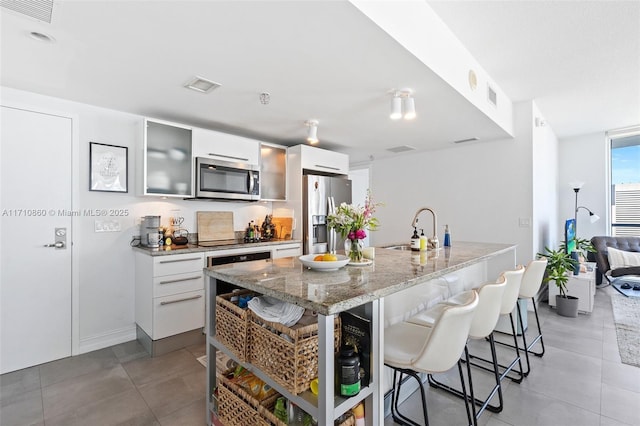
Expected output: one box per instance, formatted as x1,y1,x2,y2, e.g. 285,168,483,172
1,268,637,426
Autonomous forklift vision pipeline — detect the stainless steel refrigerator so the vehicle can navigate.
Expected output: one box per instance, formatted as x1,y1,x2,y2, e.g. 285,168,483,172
303,174,352,255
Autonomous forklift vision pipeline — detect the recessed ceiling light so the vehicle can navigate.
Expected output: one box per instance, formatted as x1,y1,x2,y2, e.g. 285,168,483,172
184,76,221,93
29,31,55,43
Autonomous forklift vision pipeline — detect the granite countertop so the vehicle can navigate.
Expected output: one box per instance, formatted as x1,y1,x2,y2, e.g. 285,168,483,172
204,241,516,315
132,238,302,256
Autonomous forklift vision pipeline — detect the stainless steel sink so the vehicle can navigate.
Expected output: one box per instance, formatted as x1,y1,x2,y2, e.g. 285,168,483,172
383,245,412,251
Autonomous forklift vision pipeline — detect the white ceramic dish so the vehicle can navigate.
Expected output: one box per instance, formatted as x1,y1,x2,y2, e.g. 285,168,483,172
299,254,349,271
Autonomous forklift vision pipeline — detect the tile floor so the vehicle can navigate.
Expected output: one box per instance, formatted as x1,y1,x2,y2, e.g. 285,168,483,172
383,286,640,426
1,286,639,426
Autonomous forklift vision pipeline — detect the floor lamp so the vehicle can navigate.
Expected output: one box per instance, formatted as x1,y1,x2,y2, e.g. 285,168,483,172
571,182,600,238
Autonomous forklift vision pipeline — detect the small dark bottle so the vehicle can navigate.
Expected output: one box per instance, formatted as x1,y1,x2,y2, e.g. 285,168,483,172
337,346,361,397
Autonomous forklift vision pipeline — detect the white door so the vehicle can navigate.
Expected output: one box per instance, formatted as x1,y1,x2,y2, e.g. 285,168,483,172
0,106,73,374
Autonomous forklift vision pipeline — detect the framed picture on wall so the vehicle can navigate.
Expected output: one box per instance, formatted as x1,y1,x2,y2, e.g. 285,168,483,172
89,142,128,192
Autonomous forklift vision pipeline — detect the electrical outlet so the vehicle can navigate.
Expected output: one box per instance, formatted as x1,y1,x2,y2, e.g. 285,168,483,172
519,217,531,228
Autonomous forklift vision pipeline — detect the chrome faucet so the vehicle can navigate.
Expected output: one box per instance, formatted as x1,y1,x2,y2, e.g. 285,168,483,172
411,207,439,250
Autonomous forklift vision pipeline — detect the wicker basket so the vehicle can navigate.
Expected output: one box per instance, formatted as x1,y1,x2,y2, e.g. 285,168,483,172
337,412,356,426
218,373,356,426
217,374,286,426
215,290,257,361
247,311,341,395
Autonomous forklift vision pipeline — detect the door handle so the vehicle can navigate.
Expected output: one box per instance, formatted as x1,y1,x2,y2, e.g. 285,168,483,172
160,295,202,305
45,227,67,249
44,242,65,249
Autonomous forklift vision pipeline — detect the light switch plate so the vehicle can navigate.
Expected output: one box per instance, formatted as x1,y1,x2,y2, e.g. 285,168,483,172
95,219,121,232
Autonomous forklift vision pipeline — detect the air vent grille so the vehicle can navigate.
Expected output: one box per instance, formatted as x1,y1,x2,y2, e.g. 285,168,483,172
487,84,497,107
453,137,479,144
1,0,53,23
387,145,416,153
184,76,221,94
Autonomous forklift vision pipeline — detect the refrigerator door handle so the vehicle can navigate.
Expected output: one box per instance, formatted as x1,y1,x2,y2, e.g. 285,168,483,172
328,196,336,254
328,196,335,214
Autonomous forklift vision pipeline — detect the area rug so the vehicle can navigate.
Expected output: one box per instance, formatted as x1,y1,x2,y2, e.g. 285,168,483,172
610,292,640,368
612,276,640,298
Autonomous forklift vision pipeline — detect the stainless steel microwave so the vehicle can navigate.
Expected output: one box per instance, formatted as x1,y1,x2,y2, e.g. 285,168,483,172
195,157,260,201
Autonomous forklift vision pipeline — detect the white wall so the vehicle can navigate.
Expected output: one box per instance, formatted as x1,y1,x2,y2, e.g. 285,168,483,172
369,101,554,267
531,101,560,252
1,87,277,353
348,168,371,246
558,132,609,241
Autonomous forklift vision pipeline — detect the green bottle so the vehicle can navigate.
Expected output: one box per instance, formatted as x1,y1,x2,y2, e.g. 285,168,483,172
274,397,288,423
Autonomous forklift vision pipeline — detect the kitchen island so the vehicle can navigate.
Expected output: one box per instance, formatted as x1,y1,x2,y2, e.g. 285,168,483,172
204,241,516,425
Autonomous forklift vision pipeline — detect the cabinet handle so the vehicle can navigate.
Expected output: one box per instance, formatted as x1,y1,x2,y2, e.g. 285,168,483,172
314,164,340,171
159,257,201,264
208,153,250,162
159,275,202,285
160,295,202,305
275,247,296,251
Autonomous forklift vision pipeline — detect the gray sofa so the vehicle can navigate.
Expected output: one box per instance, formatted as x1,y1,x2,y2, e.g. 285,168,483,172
589,236,640,284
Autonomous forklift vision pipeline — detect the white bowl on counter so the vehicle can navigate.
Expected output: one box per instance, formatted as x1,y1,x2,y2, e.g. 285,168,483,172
298,254,349,271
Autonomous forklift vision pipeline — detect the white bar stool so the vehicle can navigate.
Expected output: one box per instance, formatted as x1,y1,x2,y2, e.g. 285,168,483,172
409,276,507,425
384,290,479,426
468,266,526,384
495,258,548,377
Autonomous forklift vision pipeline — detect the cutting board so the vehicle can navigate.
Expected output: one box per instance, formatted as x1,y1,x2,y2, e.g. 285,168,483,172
271,217,293,240
197,211,235,241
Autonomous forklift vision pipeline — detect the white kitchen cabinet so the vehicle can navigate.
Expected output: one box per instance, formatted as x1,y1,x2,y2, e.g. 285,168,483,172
260,142,287,201
293,144,349,175
135,252,205,341
143,118,193,197
271,242,302,258
192,127,260,165
283,144,350,242
548,265,596,313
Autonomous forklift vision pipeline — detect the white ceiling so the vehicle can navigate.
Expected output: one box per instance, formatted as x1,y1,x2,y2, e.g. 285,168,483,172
1,1,638,165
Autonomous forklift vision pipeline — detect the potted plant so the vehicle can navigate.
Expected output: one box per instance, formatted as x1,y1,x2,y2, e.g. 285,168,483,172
573,238,597,263
538,246,580,317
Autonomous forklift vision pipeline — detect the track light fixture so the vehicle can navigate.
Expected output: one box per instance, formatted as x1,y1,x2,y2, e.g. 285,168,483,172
390,95,402,120
390,89,416,120
305,120,319,144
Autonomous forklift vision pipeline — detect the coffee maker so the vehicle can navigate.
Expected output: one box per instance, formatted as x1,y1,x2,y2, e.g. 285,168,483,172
140,215,161,247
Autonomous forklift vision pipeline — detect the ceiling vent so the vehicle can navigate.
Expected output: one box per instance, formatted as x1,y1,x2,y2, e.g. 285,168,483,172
387,145,416,153
453,137,479,144
1,0,54,23
184,76,221,94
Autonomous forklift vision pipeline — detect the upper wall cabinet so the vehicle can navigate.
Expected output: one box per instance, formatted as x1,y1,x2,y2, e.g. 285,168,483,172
260,143,287,201
192,128,260,166
143,118,193,197
295,144,349,175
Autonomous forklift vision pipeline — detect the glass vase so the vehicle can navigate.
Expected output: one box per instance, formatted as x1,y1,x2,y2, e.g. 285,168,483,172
345,238,364,263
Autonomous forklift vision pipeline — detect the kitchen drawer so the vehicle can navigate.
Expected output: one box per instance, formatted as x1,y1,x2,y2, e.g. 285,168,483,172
153,289,204,339
153,271,203,298
153,253,204,277
271,243,302,259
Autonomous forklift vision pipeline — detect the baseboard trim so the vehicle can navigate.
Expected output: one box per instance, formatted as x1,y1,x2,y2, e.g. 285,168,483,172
78,325,137,354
